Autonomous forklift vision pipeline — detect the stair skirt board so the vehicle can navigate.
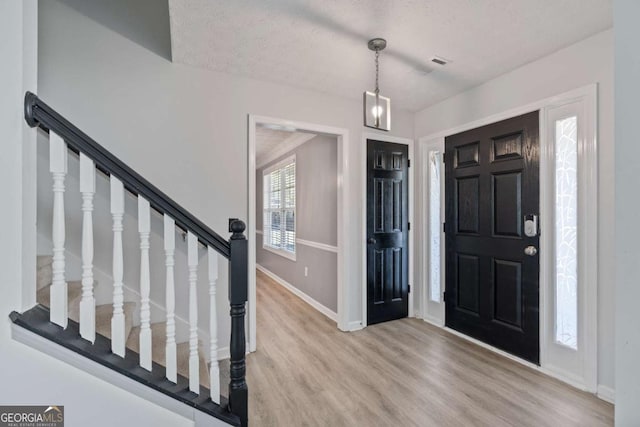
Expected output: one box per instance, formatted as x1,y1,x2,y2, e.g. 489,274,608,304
9,305,240,427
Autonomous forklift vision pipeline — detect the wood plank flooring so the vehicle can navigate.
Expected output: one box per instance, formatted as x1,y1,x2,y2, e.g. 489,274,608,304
222,270,613,426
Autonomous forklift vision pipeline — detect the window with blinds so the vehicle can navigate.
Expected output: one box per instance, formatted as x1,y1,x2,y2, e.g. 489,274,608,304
263,156,296,259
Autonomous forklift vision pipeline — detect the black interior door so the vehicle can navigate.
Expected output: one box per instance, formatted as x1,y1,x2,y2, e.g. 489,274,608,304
444,111,540,364
366,140,409,325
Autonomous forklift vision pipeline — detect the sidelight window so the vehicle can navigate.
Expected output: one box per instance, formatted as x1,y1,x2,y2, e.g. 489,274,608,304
263,156,296,260
554,115,578,349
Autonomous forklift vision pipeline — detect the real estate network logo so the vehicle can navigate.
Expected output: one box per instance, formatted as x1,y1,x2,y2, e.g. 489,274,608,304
0,405,64,427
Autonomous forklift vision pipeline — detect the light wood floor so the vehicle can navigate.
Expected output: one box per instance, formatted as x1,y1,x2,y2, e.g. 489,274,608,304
222,270,613,426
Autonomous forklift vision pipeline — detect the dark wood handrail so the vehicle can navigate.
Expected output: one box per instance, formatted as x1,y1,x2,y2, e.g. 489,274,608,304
24,91,230,258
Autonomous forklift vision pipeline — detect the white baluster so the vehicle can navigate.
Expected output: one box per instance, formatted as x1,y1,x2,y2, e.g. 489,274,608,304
164,216,177,383
49,132,67,328
208,247,220,403
79,153,95,342
187,232,199,393
138,197,152,370
110,177,126,357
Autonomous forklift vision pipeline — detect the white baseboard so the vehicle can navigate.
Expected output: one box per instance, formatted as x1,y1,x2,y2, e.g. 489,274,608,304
422,315,445,328
596,385,615,404
541,363,594,392
256,264,337,322
347,320,364,331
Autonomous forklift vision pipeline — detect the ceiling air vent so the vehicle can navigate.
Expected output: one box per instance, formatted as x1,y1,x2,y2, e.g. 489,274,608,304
431,56,449,66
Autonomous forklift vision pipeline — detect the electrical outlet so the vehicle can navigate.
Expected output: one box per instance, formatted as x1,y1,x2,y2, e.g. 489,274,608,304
304,267,308,277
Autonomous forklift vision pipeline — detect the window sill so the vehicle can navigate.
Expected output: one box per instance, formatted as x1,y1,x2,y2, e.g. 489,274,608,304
262,244,297,262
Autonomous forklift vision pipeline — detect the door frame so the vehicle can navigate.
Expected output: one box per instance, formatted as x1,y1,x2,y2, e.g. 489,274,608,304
248,115,350,351
417,84,598,393
361,133,415,328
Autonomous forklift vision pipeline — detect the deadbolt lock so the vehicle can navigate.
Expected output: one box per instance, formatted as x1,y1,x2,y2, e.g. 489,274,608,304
524,214,538,237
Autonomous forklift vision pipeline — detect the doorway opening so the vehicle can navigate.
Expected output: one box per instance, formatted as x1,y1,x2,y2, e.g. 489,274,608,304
247,116,350,351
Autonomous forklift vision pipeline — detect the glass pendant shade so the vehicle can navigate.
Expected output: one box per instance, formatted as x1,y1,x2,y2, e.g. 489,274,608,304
363,91,391,131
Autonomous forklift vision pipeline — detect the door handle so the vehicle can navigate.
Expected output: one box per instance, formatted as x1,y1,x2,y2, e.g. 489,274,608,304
524,246,538,256
367,237,377,245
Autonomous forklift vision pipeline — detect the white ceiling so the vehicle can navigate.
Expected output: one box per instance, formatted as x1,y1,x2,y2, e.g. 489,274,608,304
255,127,294,160
168,0,612,112
255,126,316,167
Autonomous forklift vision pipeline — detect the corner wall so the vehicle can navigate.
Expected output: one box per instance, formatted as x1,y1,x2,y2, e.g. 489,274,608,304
413,30,615,393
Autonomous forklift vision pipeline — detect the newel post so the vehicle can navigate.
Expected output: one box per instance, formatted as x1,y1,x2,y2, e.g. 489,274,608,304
228,219,248,426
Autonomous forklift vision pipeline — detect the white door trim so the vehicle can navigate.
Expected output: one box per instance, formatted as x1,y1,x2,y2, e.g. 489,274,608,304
417,84,598,393
361,133,415,328
540,89,598,393
248,115,350,351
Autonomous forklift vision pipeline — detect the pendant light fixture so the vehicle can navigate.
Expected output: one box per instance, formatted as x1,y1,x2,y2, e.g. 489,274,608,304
364,38,391,131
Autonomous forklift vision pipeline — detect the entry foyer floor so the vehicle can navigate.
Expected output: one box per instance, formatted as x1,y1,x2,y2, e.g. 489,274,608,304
222,270,613,426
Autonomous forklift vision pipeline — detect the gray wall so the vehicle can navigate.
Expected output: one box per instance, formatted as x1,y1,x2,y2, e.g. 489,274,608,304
614,1,640,423
256,135,338,312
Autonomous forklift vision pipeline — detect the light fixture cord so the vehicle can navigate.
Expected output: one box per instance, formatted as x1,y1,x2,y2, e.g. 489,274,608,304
375,48,380,95
375,48,381,127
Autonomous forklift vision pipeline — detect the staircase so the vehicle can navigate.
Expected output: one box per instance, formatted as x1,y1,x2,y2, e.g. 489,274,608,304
10,93,248,426
35,256,211,388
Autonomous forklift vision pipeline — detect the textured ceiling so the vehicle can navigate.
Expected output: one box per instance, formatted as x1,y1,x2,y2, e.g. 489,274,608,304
169,0,612,112
256,127,295,160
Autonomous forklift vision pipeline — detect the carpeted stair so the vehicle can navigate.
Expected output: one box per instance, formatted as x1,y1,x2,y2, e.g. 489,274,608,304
36,255,210,388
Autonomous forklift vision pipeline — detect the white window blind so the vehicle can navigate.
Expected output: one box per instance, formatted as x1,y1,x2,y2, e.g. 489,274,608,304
263,156,296,258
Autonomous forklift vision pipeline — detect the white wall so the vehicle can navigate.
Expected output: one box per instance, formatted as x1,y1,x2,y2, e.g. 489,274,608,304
0,1,194,426
413,30,615,392
37,0,415,339
614,0,640,424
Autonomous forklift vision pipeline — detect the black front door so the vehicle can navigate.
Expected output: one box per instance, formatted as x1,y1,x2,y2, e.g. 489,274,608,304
366,139,409,325
444,111,540,364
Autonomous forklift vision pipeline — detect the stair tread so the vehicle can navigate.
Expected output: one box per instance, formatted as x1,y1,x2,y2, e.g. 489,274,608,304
36,255,53,268
126,323,210,388
34,261,213,393
36,256,53,290
36,280,83,309
95,302,136,341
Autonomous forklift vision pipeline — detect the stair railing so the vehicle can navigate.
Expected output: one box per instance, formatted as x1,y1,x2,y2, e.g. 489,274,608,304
24,92,248,426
